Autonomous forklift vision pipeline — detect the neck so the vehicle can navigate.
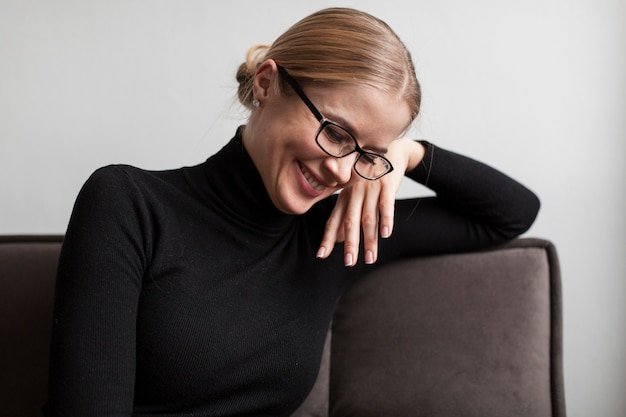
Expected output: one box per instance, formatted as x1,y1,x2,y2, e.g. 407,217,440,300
203,126,293,233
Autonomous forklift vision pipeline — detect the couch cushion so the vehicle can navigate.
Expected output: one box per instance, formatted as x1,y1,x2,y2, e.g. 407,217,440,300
329,240,561,417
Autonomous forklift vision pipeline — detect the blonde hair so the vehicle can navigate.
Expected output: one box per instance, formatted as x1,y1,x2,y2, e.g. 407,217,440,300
236,7,421,122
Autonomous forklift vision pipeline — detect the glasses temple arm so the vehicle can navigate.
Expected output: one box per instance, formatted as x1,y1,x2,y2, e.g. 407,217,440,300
277,66,325,122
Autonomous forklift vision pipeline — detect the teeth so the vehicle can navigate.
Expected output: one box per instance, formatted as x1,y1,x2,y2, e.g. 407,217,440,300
300,164,324,191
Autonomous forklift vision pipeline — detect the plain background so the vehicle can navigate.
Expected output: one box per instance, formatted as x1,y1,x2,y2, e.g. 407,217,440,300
1,1,624,415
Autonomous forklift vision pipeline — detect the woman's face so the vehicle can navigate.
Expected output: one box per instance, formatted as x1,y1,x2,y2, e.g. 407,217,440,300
243,60,412,215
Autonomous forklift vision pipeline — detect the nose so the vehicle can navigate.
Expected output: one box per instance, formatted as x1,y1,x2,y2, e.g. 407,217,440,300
323,154,356,185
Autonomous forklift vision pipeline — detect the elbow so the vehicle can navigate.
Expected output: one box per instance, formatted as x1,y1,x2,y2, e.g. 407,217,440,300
504,190,541,238
522,190,541,232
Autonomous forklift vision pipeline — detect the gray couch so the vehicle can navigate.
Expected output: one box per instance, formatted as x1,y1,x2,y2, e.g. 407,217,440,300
0,235,565,416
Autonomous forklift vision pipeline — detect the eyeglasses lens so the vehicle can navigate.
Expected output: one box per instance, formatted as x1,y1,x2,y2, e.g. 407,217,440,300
317,124,390,180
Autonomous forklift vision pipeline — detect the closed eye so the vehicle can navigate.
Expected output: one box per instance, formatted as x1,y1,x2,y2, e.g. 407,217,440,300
361,154,377,165
323,124,353,145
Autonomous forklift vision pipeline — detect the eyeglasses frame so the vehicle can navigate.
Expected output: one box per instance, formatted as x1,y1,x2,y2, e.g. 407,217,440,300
276,65,394,180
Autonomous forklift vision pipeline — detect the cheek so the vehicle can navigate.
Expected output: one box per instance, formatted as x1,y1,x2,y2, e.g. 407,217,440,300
282,135,322,163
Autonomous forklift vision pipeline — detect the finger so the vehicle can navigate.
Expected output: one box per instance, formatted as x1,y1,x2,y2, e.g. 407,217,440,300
317,195,347,259
361,183,381,264
378,180,397,239
341,186,366,267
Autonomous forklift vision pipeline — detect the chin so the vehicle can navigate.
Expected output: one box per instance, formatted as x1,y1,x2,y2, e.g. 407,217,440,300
273,192,317,215
278,200,312,215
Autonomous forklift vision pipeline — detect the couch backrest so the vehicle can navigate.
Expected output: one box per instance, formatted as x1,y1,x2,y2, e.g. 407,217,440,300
0,236,63,417
1,236,565,417
292,238,565,417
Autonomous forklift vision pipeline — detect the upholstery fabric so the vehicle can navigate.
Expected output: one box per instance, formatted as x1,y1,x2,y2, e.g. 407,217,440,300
0,237,564,417
0,236,63,417
329,239,563,417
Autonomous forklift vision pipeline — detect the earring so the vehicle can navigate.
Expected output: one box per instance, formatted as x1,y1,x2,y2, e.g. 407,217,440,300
252,98,260,108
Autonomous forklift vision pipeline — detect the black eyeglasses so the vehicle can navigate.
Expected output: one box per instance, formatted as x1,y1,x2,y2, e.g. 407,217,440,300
277,65,394,180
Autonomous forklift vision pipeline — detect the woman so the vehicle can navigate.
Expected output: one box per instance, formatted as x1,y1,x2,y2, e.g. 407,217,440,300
47,7,540,416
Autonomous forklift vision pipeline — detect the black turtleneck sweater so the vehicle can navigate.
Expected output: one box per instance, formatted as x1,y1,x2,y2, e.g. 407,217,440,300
47,127,539,416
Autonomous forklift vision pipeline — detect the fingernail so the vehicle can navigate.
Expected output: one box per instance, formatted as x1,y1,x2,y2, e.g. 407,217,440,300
344,253,353,267
365,250,374,264
316,247,326,258
382,226,390,238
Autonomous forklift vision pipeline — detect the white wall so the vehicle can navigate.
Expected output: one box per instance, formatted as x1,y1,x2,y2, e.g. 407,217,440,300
1,0,624,415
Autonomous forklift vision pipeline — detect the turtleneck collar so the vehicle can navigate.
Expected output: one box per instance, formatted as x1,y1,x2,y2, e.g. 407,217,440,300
202,126,295,233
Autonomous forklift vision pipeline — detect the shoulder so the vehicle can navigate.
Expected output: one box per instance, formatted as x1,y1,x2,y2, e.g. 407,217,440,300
82,164,187,197
68,165,146,222
73,164,189,220
87,164,151,185
67,164,194,243
76,163,207,214
75,165,142,204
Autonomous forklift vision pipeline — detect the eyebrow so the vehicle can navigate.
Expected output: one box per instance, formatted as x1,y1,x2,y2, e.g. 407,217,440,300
362,142,389,154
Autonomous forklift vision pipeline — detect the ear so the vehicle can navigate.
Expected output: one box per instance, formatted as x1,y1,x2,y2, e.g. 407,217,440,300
253,59,279,102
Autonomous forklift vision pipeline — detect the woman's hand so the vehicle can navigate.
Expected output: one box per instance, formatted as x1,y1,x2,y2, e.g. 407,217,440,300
317,138,425,266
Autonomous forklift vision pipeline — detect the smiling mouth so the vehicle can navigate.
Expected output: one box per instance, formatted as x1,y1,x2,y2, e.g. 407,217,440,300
298,162,325,192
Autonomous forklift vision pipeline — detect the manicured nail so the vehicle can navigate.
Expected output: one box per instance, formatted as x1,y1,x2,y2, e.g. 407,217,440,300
365,250,374,264
382,226,390,238
316,247,326,258
344,253,353,267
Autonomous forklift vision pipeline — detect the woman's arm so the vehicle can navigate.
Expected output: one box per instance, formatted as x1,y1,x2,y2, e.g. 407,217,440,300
386,140,540,258
318,138,540,265
47,166,148,416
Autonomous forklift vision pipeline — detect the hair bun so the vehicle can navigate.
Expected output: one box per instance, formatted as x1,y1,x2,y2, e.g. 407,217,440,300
236,44,270,109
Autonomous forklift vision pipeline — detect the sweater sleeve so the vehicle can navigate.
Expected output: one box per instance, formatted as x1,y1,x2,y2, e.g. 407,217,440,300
47,166,150,416
378,141,540,260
